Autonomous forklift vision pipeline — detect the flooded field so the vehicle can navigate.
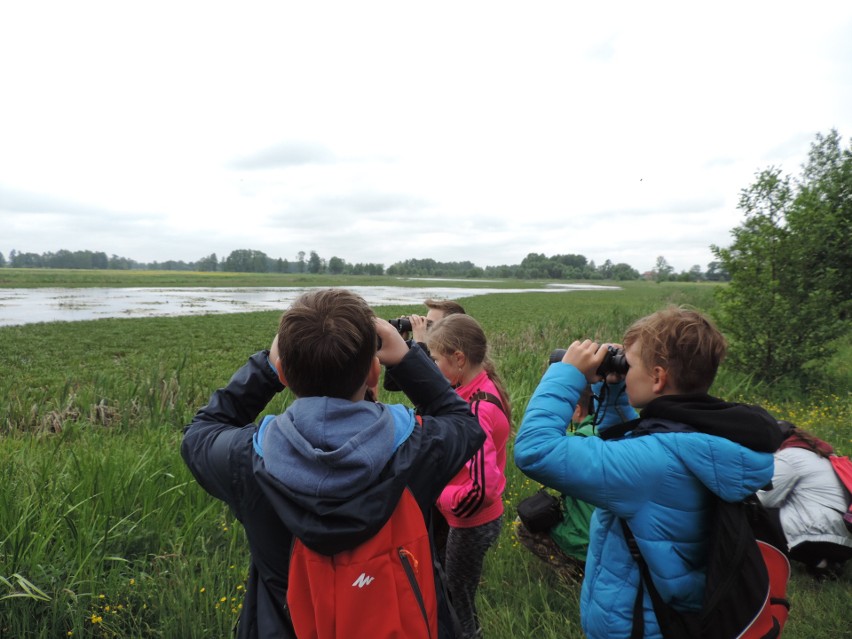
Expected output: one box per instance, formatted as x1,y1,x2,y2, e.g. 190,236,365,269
0,283,619,327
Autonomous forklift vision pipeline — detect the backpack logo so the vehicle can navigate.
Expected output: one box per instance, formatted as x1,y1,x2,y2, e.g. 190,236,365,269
351,572,375,588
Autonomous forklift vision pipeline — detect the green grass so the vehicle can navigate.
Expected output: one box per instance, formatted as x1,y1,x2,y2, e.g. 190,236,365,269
0,282,849,637
0,267,549,289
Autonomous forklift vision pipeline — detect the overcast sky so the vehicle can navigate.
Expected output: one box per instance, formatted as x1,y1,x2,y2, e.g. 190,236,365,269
2,2,851,274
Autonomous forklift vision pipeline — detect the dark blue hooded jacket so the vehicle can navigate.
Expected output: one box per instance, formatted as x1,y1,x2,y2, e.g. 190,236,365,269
182,344,485,639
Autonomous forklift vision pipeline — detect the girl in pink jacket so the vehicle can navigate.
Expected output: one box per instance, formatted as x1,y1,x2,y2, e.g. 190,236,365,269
427,314,511,639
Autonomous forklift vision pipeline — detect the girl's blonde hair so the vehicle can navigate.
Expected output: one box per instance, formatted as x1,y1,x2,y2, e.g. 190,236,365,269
426,314,512,422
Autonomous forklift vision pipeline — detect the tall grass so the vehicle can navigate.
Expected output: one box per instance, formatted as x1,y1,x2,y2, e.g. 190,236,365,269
1,282,849,637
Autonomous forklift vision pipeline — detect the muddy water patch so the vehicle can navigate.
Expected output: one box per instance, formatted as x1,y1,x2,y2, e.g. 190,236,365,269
0,284,619,327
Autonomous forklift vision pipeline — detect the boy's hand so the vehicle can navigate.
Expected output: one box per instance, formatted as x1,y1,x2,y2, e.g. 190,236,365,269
375,318,409,367
409,314,429,343
562,339,611,383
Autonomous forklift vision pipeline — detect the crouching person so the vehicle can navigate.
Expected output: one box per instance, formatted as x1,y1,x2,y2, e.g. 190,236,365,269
181,289,485,639
516,383,638,584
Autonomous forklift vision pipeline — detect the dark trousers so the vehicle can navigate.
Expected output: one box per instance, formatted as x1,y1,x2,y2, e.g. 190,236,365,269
789,541,852,565
444,518,502,639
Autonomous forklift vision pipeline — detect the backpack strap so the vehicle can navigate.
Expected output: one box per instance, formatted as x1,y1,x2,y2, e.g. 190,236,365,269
620,518,698,639
468,390,506,417
621,518,660,638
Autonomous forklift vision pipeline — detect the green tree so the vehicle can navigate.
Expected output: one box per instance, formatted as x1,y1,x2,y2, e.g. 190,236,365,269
307,251,323,274
328,256,345,274
713,167,793,379
786,130,852,326
705,261,728,282
712,130,852,381
196,253,218,272
611,263,639,281
0,252,5,267
108,254,137,269
224,249,270,273
672,266,703,283
652,256,674,282
10,251,42,267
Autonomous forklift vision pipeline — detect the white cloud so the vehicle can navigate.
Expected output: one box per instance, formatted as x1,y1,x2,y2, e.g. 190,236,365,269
1,0,851,273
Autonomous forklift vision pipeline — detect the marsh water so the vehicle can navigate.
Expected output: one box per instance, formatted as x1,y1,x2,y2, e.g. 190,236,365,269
0,283,620,327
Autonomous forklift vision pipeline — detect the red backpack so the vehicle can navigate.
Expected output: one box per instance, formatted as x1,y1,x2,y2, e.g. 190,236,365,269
829,455,852,532
287,487,438,639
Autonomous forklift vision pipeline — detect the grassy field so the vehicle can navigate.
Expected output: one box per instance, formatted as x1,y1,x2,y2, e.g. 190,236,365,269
1,279,850,637
0,267,541,289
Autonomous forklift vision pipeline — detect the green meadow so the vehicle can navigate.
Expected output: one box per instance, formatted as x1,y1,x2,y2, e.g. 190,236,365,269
0,268,527,290
1,276,849,638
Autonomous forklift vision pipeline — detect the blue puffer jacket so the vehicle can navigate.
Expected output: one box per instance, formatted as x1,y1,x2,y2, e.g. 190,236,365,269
514,363,778,639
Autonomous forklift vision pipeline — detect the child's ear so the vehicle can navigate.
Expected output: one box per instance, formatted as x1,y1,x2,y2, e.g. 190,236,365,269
275,359,288,386
366,356,381,389
651,366,668,394
454,350,467,369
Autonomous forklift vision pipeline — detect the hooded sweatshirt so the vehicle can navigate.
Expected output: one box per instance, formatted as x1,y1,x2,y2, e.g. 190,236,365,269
182,345,485,639
514,362,780,639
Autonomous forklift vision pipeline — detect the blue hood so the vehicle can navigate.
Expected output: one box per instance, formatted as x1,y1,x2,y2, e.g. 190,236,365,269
251,397,421,555
254,397,415,501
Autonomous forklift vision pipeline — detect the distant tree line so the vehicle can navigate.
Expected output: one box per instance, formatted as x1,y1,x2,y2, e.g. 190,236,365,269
382,254,641,280
0,247,728,282
0,249,140,270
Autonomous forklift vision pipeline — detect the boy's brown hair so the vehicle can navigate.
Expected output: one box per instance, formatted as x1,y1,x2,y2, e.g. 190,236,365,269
424,298,466,316
277,289,376,399
622,306,727,394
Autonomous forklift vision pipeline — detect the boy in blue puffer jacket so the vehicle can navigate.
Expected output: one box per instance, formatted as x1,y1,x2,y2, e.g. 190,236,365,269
514,306,783,639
